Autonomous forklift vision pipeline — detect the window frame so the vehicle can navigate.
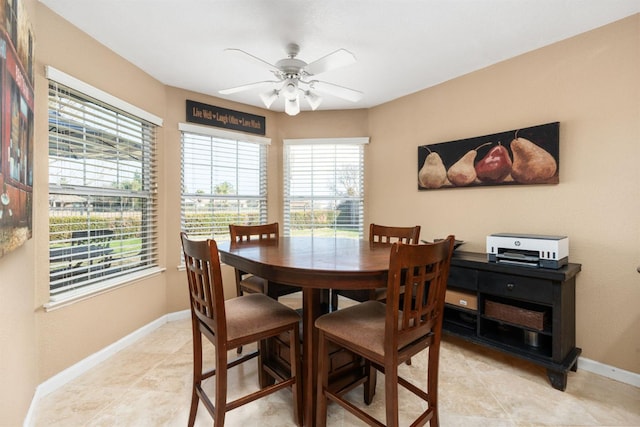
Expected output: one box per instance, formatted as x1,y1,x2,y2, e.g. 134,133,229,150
46,66,163,307
283,137,368,238
179,123,270,243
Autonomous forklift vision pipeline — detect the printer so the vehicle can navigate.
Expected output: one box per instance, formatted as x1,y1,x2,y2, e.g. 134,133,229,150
486,233,569,269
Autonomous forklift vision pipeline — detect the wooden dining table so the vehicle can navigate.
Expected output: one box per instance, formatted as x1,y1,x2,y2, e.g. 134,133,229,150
217,236,392,426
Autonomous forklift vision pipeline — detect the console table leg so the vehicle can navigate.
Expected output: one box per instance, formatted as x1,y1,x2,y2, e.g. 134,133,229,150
547,369,568,391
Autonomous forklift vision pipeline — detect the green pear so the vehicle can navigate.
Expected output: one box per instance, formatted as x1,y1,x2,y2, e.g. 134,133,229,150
511,137,557,183
418,151,447,189
447,142,492,186
447,149,478,186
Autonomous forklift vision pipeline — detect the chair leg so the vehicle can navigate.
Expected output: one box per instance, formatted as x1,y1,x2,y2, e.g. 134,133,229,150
257,339,275,387
187,387,199,427
431,410,439,427
427,344,441,427
188,329,203,427
363,361,377,405
214,346,228,426
289,327,303,426
236,281,245,354
315,331,330,427
385,361,400,427
330,290,339,311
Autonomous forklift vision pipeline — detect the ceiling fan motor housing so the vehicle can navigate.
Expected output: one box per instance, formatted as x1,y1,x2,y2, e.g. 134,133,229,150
275,58,308,78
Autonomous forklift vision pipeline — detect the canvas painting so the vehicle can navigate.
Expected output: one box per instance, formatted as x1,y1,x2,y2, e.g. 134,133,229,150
0,0,35,257
418,122,559,190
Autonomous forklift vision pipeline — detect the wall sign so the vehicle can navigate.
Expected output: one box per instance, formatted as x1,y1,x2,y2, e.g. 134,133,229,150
418,122,559,190
186,100,265,136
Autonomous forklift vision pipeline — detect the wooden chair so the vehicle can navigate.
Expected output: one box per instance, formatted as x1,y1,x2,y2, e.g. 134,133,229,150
315,236,455,427
229,223,302,355
180,232,303,426
229,223,301,300
331,223,421,310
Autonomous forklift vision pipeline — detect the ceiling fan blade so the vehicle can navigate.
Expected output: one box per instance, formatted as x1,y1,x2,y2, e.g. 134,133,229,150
304,49,356,76
309,80,363,102
224,48,280,73
219,80,278,95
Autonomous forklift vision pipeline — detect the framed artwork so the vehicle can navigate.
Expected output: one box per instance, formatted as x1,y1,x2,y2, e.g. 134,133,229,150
418,122,559,190
0,0,35,258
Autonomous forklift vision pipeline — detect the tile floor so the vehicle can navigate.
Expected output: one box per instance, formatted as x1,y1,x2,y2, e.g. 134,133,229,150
33,295,640,426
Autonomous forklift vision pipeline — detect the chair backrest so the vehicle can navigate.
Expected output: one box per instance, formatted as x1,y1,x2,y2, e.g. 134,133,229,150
385,236,455,356
180,232,226,340
369,223,421,245
229,222,279,242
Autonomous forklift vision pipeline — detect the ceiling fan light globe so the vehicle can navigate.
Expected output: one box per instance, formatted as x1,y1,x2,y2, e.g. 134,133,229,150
283,81,298,101
285,97,300,116
305,91,322,110
259,90,279,109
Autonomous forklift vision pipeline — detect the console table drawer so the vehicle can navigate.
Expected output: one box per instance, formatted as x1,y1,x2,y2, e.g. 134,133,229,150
479,271,553,304
448,266,478,291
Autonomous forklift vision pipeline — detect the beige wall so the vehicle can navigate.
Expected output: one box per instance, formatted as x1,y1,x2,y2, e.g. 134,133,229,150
367,14,640,371
31,4,169,387
0,2,637,424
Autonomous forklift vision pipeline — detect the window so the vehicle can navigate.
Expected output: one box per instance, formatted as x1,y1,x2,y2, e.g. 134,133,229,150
180,123,269,242
47,67,162,300
283,137,368,238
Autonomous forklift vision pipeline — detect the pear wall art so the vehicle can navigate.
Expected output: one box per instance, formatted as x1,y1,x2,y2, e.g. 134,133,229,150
418,122,559,190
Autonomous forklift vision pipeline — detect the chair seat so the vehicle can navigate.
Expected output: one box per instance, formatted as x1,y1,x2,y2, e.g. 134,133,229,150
316,300,387,358
372,287,388,301
239,275,266,293
225,293,301,343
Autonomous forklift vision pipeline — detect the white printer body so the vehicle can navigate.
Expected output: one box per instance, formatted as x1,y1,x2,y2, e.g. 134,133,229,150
486,233,569,269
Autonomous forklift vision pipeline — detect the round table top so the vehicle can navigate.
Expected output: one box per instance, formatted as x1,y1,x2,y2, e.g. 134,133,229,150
217,236,392,289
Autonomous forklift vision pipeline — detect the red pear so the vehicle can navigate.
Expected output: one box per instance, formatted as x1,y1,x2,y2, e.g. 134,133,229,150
475,142,512,183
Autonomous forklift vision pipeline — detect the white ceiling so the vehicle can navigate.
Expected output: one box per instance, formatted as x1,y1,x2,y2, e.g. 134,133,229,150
40,0,640,113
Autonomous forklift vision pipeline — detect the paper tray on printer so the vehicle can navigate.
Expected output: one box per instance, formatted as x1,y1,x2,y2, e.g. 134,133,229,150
495,249,540,267
497,250,539,262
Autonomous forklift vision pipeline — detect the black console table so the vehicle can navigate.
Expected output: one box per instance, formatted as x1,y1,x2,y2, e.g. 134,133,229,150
444,251,582,391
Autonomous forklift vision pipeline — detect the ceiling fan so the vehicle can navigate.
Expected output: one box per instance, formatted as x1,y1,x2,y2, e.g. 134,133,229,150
219,43,363,116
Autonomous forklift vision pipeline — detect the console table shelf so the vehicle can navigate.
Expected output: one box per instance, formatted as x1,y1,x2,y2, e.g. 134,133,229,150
444,251,582,391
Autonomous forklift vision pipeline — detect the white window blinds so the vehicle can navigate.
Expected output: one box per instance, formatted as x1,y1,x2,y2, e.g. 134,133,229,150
48,79,159,298
180,124,268,241
283,138,368,238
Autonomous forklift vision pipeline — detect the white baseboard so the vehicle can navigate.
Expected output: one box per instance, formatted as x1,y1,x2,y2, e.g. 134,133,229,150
578,356,640,388
23,310,190,427
24,309,639,425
